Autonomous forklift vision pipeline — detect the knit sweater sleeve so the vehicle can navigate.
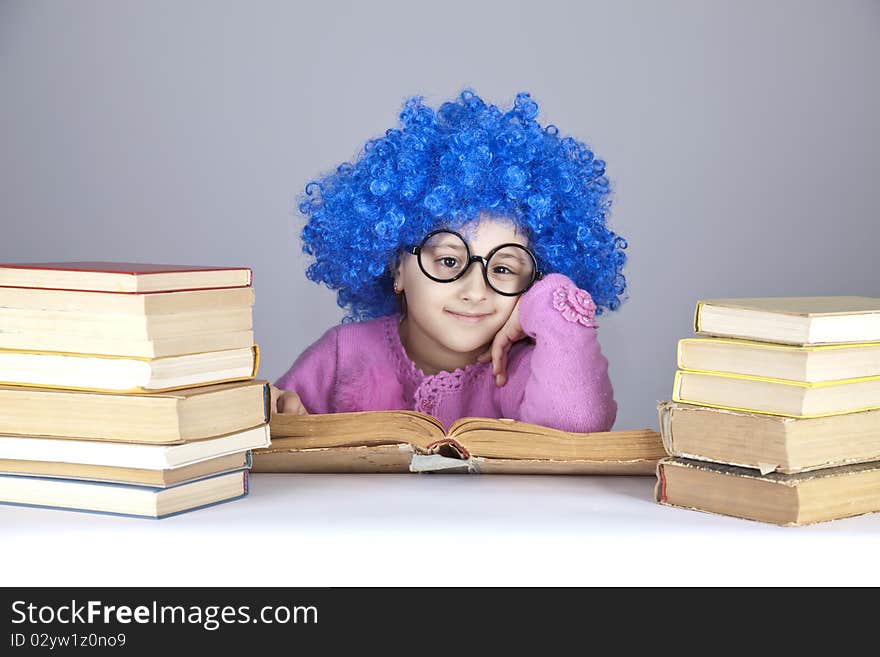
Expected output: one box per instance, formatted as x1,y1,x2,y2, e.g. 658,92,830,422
499,273,617,433
273,325,340,414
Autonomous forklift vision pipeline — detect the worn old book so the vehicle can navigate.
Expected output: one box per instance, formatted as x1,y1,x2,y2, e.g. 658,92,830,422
673,369,880,418
0,380,269,443
694,296,880,346
655,457,880,526
0,262,252,293
0,424,270,469
253,411,666,475
658,401,880,474
678,337,880,383
0,452,251,487
0,346,259,392
0,469,249,518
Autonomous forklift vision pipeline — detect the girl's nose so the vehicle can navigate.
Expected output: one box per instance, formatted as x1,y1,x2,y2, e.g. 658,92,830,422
458,261,489,302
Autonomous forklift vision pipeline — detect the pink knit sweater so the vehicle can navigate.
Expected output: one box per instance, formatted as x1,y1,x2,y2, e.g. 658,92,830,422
275,273,617,432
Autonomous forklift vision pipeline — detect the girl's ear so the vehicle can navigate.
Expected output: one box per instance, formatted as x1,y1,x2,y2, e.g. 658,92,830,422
391,256,404,294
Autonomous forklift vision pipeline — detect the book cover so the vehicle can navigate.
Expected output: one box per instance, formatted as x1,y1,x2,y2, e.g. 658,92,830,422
0,262,252,293
254,444,417,474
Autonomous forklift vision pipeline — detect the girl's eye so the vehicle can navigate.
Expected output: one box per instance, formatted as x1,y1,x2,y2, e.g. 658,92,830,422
492,266,517,276
438,257,460,269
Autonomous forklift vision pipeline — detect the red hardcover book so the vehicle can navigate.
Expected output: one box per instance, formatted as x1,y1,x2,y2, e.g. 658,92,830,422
0,262,252,294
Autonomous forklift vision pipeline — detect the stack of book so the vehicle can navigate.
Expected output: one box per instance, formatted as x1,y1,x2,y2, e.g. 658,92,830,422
655,296,880,526
0,262,271,518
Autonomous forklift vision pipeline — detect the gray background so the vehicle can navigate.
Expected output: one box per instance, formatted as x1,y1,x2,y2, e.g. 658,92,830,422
1,0,878,431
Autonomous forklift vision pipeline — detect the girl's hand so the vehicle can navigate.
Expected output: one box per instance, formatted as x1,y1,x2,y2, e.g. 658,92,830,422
477,300,525,387
269,385,309,415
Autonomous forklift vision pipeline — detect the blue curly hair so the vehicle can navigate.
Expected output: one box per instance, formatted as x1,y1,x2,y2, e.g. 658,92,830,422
298,89,627,322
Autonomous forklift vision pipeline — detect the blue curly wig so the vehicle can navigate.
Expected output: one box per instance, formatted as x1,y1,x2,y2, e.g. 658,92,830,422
298,89,627,322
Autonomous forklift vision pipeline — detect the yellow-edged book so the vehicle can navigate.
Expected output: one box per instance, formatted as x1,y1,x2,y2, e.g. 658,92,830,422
677,338,880,383
673,369,880,418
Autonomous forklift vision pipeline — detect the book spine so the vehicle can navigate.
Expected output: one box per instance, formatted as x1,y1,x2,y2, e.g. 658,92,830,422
261,383,270,424
657,401,675,455
251,345,260,378
693,301,705,333
423,437,470,459
671,370,684,402
656,461,668,502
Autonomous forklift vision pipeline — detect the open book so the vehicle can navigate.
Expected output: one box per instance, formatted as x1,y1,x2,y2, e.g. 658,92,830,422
253,411,665,475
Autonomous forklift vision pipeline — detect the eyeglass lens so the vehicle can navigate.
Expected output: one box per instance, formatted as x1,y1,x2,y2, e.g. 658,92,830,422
418,231,535,295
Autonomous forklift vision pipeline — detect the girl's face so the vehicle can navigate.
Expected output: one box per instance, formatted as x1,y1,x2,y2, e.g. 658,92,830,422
396,217,527,374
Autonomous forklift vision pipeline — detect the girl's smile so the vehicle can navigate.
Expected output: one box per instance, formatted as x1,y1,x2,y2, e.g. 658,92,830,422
444,309,494,323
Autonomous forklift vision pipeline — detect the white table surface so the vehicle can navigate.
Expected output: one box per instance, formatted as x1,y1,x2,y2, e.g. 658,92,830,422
4,472,880,587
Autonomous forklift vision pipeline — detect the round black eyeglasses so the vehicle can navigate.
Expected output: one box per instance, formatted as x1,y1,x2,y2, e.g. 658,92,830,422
409,229,543,297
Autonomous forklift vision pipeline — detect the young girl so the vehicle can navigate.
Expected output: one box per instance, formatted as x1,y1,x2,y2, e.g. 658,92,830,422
272,90,627,433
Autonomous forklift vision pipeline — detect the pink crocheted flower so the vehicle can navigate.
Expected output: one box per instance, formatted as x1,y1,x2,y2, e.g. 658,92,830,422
552,285,597,327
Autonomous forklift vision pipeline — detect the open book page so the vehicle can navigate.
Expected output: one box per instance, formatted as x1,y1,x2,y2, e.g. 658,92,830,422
448,417,667,461
266,410,445,451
